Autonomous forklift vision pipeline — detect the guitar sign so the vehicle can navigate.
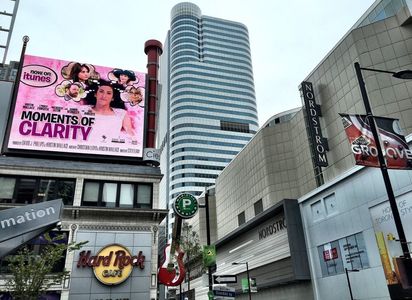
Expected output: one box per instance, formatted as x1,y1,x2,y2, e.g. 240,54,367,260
158,216,186,286
158,193,198,286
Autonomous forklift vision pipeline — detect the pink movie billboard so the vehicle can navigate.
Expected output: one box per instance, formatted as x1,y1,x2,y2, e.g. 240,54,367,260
7,55,146,158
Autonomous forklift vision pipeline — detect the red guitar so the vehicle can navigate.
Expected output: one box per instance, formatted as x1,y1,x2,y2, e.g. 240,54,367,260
158,216,186,286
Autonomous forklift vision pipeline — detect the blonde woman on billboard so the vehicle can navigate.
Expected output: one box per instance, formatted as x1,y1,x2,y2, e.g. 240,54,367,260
121,86,144,107
84,80,135,143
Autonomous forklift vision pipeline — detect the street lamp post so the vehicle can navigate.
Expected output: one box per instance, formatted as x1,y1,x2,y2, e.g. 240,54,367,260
232,262,252,300
354,62,412,261
199,188,213,293
345,268,359,300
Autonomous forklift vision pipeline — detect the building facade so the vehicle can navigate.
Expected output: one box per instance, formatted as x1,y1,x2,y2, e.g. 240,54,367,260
0,61,19,82
0,39,167,299
193,1,412,299
0,155,167,300
298,1,412,299
299,138,412,300
212,0,412,256
157,2,259,237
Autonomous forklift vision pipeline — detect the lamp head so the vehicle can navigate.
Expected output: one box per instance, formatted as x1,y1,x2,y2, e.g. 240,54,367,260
393,70,412,80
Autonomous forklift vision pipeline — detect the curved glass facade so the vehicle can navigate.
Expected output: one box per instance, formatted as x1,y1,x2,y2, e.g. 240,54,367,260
358,0,407,27
158,2,259,238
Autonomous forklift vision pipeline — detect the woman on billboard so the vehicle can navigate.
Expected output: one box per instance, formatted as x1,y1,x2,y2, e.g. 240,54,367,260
84,80,135,143
61,62,100,88
121,85,144,107
108,69,137,90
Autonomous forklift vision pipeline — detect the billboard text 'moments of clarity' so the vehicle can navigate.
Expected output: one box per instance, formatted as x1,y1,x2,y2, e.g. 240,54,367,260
7,55,146,158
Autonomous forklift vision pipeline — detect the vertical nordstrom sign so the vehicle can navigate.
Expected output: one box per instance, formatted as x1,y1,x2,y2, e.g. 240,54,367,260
301,81,328,167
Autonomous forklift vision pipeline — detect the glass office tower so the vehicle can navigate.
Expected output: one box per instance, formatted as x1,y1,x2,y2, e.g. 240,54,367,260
157,2,259,237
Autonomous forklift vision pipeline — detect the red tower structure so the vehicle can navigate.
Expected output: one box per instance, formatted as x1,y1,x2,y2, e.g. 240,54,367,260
144,40,163,149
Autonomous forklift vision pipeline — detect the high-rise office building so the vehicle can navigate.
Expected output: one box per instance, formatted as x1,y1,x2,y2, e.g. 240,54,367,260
157,2,259,236
0,61,19,81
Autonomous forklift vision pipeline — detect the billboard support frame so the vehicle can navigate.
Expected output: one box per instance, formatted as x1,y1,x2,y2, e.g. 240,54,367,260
2,35,29,155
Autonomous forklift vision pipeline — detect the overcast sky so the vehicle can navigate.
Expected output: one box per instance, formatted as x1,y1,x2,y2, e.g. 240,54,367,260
1,0,375,126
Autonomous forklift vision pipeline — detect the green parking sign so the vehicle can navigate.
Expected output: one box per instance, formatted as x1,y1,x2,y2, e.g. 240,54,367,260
173,193,199,219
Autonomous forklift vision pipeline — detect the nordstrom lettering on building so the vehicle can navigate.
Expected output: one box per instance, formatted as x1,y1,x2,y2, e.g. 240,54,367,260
258,218,286,240
301,81,329,167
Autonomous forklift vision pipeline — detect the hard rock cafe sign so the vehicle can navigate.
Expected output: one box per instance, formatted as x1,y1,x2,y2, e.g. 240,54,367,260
77,244,145,285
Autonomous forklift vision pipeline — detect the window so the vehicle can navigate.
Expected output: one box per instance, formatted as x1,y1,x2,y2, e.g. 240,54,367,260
254,199,263,215
137,185,151,209
220,121,250,133
238,212,245,226
324,194,337,216
311,193,337,222
15,178,36,203
318,232,369,277
83,182,99,205
102,183,117,208
120,184,134,208
0,177,15,200
0,176,75,205
311,200,324,222
81,180,152,209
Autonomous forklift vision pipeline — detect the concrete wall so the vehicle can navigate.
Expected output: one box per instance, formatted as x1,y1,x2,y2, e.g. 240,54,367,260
300,164,412,300
303,13,412,182
215,112,314,239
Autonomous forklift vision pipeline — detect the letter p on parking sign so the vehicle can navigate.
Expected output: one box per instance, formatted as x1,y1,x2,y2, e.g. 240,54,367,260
173,193,199,219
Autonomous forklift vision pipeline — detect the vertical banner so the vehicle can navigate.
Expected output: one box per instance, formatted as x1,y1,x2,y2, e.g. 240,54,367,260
240,277,257,293
203,245,216,267
6,55,146,158
370,192,412,299
340,114,412,169
241,278,249,293
301,81,328,167
250,277,257,293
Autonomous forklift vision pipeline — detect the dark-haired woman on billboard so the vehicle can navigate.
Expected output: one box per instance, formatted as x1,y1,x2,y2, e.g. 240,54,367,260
61,62,100,88
84,80,135,143
108,69,137,90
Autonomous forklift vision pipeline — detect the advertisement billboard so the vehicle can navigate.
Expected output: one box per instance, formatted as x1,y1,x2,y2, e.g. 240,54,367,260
370,192,412,299
340,114,412,169
5,55,146,159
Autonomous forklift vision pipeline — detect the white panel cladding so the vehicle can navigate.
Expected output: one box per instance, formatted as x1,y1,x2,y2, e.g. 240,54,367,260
216,213,289,275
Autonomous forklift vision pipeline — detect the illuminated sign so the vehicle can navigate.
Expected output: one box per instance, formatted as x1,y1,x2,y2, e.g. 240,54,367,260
301,81,329,167
77,244,145,286
6,55,146,158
